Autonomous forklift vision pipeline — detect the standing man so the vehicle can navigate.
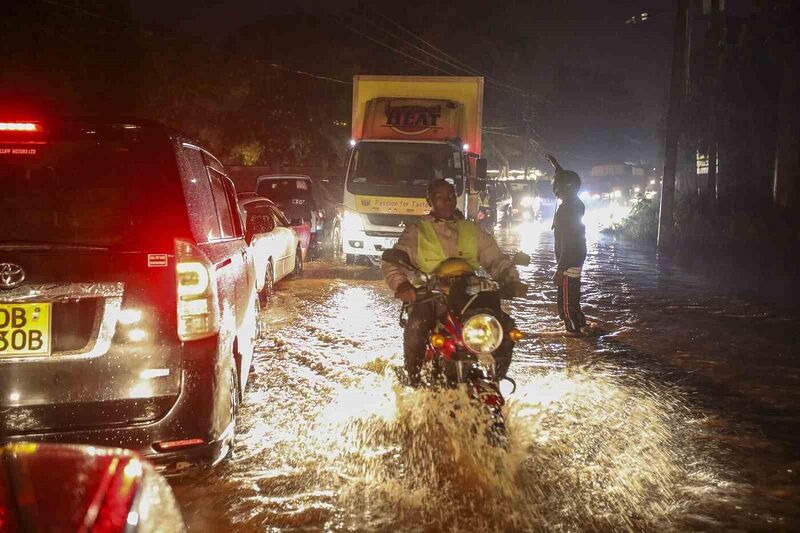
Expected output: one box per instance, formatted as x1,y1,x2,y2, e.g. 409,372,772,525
382,179,527,385
547,155,587,333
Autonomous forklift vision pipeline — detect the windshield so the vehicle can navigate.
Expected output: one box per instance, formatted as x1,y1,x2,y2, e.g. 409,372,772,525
0,140,183,247
256,178,312,202
347,142,464,197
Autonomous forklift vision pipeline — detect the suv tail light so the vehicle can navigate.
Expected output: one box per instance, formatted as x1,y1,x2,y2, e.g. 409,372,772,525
0,122,40,131
175,240,219,341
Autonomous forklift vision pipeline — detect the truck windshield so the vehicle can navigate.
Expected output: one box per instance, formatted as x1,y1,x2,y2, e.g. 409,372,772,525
0,140,182,247
347,142,464,197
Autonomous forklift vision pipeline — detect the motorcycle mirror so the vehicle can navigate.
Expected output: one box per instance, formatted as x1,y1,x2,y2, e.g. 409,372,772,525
511,252,531,266
381,249,414,270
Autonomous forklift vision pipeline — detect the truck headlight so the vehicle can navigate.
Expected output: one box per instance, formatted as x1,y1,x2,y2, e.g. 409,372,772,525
462,313,503,353
342,211,365,233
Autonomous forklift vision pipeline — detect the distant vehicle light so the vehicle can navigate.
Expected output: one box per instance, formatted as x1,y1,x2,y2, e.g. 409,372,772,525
349,139,357,147
520,195,534,207
650,179,656,185
612,189,622,198
633,186,641,193
462,143,470,151
579,192,591,201
0,122,39,132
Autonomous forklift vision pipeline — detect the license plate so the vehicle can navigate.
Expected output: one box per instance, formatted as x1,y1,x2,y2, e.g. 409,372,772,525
0,303,51,357
291,199,305,205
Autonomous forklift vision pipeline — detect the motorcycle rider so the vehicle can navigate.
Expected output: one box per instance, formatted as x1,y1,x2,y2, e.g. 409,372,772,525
382,179,527,386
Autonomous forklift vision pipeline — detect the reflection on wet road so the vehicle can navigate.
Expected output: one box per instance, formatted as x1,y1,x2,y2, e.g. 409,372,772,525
172,222,800,531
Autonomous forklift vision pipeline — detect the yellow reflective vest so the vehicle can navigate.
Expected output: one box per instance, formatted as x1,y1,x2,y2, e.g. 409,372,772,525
417,219,480,273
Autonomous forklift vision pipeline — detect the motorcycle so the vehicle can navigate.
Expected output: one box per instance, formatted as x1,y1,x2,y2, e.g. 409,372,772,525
382,249,529,446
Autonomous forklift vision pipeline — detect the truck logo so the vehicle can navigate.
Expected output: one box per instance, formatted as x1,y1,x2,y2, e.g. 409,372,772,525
384,104,441,135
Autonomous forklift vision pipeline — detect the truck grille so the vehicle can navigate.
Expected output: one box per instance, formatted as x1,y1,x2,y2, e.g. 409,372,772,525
366,214,421,227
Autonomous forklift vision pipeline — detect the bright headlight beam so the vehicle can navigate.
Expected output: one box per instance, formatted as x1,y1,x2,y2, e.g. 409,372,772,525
462,313,503,354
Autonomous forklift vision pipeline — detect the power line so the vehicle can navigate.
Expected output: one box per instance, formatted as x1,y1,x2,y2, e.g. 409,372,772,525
347,8,487,78
266,63,351,85
329,12,463,77
359,4,529,96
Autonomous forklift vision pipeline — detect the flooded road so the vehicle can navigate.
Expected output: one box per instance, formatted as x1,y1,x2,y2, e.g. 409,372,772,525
171,222,800,531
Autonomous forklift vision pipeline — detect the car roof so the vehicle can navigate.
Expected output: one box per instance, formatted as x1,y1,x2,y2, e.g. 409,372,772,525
256,174,312,182
237,193,279,207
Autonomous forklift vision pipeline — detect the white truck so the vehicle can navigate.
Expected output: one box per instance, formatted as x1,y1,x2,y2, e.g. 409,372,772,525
334,75,486,264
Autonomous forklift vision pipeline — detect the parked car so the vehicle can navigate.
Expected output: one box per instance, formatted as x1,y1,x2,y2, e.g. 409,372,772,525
255,175,324,256
237,193,304,304
0,117,258,472
0,442,186,532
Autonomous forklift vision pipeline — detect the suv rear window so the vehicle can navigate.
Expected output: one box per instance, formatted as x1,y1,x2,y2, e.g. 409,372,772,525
0,129,186,248
257,178,312,202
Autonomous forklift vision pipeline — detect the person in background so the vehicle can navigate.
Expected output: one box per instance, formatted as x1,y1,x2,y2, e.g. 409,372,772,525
548,155,587,333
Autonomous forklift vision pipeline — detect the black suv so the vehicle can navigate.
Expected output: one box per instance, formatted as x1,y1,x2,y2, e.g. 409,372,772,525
0,117,258,472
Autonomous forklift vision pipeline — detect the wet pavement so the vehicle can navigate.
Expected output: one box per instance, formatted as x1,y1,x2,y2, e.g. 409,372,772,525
171,221,800,532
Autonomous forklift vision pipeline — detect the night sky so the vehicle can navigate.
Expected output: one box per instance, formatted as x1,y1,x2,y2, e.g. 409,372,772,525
132,0,674,171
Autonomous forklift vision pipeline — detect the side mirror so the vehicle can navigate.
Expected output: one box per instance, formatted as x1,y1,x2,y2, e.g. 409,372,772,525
381,249,413,269
511,251,531,266
476,158,488,181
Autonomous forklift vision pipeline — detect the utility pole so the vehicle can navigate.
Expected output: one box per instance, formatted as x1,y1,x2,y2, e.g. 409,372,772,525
522,91,532,178
658,0,690,251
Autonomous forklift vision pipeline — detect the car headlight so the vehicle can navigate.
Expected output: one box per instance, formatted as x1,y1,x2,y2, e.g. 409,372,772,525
342,210,365,232
462,313,503,353
520,195,534,207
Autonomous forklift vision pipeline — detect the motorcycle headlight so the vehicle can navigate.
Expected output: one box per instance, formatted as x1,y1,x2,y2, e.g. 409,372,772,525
462,313,503,353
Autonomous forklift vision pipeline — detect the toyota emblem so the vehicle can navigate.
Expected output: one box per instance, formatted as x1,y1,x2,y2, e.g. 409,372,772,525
0,263,25,290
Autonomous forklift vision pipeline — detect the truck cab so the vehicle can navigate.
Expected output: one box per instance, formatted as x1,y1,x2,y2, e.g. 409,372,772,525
335,76,485,264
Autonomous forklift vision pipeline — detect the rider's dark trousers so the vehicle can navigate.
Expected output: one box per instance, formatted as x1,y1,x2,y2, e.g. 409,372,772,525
557,274,586,332
403,301,515,385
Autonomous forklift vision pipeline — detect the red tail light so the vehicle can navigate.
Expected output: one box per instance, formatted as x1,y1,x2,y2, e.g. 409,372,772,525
175,240,219,341
0,122,40,132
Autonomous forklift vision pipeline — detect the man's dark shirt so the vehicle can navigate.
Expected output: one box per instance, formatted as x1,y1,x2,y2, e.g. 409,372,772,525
552,195,587,272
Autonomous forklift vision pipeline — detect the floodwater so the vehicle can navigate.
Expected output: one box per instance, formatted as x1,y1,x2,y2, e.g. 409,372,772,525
171,221,800,532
